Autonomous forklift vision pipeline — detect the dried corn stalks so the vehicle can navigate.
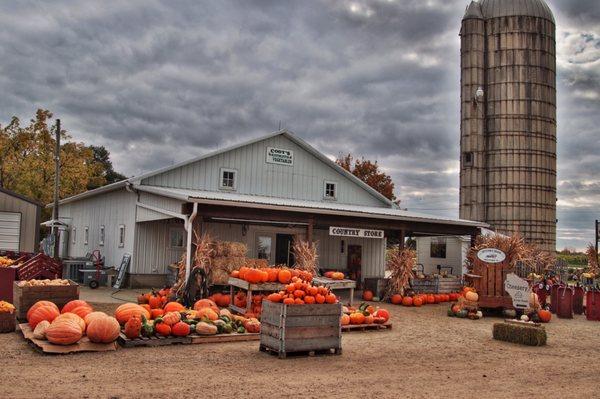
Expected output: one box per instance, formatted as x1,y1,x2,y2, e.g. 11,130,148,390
173,233,214,298
293,239,318,275
586,243,599,276
385,246,416,298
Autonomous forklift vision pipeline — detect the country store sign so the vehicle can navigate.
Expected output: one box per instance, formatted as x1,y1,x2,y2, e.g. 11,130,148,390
266,147,294,166
329,226,384,239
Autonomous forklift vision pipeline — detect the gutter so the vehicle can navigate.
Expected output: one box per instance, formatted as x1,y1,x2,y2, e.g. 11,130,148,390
184,202,198,283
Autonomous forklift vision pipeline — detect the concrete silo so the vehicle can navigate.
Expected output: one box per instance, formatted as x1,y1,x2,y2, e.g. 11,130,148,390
459,0,557,251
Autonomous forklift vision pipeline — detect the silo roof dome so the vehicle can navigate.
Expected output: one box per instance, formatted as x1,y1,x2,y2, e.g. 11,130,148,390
463,0,555,23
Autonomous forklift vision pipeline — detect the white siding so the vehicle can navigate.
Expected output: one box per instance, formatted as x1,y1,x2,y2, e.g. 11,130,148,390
60,188,136,267
133,219,185,274
415,236,469,276
0,212,21,251
136,192,186,222
141,135,386,207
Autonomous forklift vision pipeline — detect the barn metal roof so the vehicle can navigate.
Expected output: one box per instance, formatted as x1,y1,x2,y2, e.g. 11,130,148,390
136,185,488,228
463,0,555,23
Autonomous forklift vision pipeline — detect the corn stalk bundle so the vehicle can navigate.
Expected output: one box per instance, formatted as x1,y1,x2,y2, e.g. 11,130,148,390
171,254,187,296
385,246,416,298
292,239,318,275
586,243,599,276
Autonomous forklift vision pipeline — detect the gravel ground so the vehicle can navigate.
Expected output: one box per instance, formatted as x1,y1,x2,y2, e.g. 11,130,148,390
1,301,597,399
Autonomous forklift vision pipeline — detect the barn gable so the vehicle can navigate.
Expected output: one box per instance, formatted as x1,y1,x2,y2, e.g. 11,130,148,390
137,131,392,208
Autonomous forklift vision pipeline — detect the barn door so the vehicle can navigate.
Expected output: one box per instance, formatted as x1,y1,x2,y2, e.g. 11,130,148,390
0,212,21,251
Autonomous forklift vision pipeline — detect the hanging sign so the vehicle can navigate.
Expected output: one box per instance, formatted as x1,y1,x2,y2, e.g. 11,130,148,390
477,248,506,264
504,273,530,309
329,226,384,239
266,147,294,166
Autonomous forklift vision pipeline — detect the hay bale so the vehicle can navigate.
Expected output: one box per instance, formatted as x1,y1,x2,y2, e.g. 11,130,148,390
245,259,268,269
210,269,230,285
212,256,245,271
492,322,547,346
213,241,248,257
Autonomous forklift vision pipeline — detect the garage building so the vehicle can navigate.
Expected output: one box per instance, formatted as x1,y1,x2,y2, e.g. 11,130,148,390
0,188,42,252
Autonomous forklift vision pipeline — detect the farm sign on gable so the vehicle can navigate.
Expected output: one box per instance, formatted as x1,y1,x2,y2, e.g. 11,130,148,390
266,147,293,166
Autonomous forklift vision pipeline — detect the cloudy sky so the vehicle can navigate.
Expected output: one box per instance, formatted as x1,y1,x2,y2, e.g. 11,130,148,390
0,0,598,250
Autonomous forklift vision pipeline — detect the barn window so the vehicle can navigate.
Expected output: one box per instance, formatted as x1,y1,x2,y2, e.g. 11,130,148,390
430,237,447,258
219,168,237,190
118,225,125,248
324,181,337,200
72,227,76,245
84,226,89,245
169,228,185,249
99,225,105,246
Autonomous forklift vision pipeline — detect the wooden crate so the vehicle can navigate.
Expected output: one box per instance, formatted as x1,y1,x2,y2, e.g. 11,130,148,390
411,276,462,294
260,301,342,359
13,280,80,320
0,312,16,333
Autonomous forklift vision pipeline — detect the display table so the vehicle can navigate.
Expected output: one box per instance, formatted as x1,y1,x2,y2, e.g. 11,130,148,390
228,277,285,314
312,276,356,305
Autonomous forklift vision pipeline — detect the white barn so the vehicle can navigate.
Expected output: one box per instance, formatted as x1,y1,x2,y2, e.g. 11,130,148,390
54,130,485,287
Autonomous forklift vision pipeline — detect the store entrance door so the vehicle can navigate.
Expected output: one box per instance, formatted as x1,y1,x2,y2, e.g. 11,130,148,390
275,234,295,266
347,245,362,288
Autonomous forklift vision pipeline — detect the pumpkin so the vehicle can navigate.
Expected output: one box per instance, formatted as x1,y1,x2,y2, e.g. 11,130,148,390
267,293,282,303
150,308,164,319
61,300,89,314
325,294,337,304
402,297,413,306
373,316,386,324
195,321,217,335
84,311,108,328
391,294,403,305
538,309,551,323
304,295,316,304
315,294,325,304
341,314,350,325
215,294,231,308
349,312,366,325
196,307,218,321
155,322,171,336
245,268,263,284
45,319,83,345
124,315,142,339
283,297,295,305
163,302,185,313
193,299,219,314
171,321,191,337
413,297,423,307
33,320,50,340
364,314,374,324
137,294,148,304
29,305,60,328
294,298,305,305
465,291,479,302
243,318,261,333
70,305,93,320
161,311,182,326
87,316,120,343
451,304,461,314
115,303,151,325
54,313,86,332
373,309,390,322
426,295,435,304
362,290,374,301
27,301,59,321
331,272,345,280
230,270,240,278
148,294,162,309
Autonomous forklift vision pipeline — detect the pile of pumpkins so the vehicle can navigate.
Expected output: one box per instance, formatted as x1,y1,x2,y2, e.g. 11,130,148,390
27,299,120,345
116,298,261,339
265,276,338,305
323,270,346,280
341,303,390,326
387,291,465,307
231,266,314,285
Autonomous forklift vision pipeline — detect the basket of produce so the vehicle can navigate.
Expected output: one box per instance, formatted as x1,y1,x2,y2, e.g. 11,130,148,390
13,279,80,320
0,300,16,333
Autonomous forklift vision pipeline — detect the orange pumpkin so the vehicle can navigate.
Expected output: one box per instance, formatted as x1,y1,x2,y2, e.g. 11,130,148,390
45,319,83,345
163,302,185,313
245,268,263,284
325,293,337,304
373,309,390,322
277,269,292,284
267,293,282,303
349,312,366,325
294,298,305,305
124,315,142,339
196,307,218,321
341,314,350,325
413,297,423,307
70,305,93,320
150,308,164,319
362,290,374,301
171,321,191,337
426,295,435,304
391,294,403,305
162,311,182,326
87,316,120,343
538,309,552,323
193,299,219,314
27,301,59,321
29,305,60,328
215,294,231,308
465,291,479,302
315,294,325,304
304,295,316,304
61,300,89,314
402,297,414,306
54,313,86,332
84,311,108,328
114,303,151,325
283,297,295,305
155,322,171,336
364,314,374,324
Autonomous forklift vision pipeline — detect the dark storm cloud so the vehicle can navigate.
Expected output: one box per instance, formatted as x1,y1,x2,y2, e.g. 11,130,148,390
0,0,598,249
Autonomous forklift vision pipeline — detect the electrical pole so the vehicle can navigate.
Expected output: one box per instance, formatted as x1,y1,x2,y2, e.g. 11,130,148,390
52,119,61,259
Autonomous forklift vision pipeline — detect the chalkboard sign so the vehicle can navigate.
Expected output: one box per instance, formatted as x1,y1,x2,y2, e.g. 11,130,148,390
113,253,131,289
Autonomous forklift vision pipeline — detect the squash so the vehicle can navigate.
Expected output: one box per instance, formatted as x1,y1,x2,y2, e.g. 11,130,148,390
162,311,181,326
465,291,479,302
243,319,261,333
54,313,86,332
341,314,350,325
219,308,232,319
33,320,50,340
140,315,154,337
155,322,171,337
124,315,142,339
163,301,185,313
456,309,468,318
28,305,60,329
150,308,164,319
114,303,151,325
61,300,90,314
84,311,108,328
196,321,218,335
520,315,529,322
27,301,58,321
538,309,551,323
447,308,455,317
45,319,83,345
364,314,374,324
87,316,120,343
193,299,219,314
196,307,218,321
171,321,191,337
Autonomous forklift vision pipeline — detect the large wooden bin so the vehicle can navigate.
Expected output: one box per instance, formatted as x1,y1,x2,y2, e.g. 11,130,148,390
13,280,80,320
260,301,342,358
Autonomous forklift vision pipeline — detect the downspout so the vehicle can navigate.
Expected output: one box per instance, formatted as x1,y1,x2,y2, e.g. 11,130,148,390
185,202,198,283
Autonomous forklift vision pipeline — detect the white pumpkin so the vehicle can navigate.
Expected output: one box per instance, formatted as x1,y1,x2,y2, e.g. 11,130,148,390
520,315,529,322
33,320,50,340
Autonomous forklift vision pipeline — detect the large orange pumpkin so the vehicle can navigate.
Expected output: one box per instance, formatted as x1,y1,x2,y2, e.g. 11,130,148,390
29,305,60,328
70,305,93,320
54,313,86,332
45,319,83,345
87,316,120,343
362,290,374,301
61,300,89,314
163,302,185,313
391,294,403,305
193,299,219,314
245,268,263,284
196,307,218,321
114,303,151,325
277,269,292,284
84,311,108,328
27,301,59,321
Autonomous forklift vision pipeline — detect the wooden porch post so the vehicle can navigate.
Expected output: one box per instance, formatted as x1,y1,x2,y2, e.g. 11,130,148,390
398,230,405,248
307,216,314,242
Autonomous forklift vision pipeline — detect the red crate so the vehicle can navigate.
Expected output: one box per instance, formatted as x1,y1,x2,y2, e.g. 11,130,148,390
573,286,585,315
0,267,18,302
586,291,600,321
555,286,573,319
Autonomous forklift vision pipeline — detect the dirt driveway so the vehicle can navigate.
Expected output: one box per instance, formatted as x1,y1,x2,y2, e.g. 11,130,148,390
1,302,597,399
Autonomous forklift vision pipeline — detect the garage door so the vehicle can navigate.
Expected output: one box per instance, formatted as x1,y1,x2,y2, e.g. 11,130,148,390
0,212,21,251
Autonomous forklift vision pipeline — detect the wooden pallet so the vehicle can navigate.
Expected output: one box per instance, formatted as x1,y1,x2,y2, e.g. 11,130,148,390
259,343,342,359
342,322,392,332
19,323,117,354
118,331,259,348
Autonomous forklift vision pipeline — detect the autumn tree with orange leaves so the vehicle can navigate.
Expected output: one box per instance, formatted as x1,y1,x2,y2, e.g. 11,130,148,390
336,154,398,203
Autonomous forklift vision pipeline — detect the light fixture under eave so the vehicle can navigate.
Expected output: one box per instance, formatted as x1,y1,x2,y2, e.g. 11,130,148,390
475,86,484,102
